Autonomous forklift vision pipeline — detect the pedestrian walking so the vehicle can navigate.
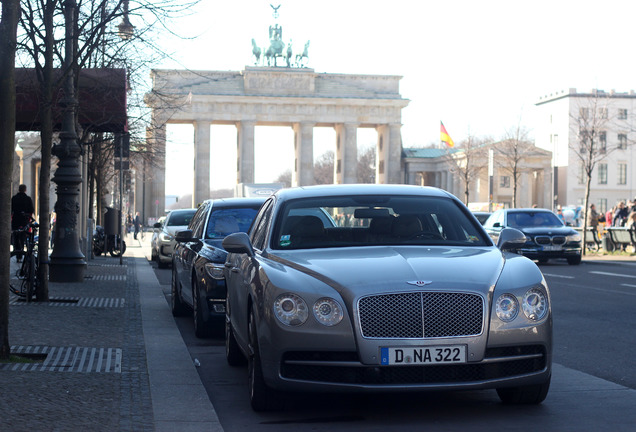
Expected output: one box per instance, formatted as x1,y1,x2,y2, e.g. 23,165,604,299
11,184,35,261
134,211,142,240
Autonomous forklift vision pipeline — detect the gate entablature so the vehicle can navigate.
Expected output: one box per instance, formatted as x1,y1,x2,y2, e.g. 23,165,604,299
144,67,409,214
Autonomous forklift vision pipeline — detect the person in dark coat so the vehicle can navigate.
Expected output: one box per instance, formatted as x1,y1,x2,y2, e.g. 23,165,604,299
11,184,35,261
133,212,141,240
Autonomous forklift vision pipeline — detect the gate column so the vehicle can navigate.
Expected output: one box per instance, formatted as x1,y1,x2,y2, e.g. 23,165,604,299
237,120,255,184
335,123,358,184
293,122,315,186
194,120,211,206
146,122,166,220
376,123,403,184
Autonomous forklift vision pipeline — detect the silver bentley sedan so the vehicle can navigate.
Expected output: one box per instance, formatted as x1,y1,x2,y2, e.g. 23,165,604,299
222,184,552,411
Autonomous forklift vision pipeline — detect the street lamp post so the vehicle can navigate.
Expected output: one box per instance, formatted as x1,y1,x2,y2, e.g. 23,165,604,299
50,0,86,282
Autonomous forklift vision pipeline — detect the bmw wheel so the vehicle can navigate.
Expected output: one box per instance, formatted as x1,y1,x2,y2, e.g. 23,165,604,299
193,279,212,338
170,268,188,317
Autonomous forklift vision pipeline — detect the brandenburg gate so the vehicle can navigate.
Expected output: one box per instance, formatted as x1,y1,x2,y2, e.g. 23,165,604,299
143,67,409,215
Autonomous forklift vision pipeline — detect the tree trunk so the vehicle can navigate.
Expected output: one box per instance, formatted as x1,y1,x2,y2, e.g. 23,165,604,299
37,106,53,301
0,0,21,360
582,174,592,257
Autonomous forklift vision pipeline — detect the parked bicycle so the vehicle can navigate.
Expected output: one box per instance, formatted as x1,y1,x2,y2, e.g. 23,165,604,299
9,219,39,301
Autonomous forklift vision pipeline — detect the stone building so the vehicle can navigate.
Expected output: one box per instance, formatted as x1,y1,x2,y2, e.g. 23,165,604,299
534,88,636,213
402,143,553,209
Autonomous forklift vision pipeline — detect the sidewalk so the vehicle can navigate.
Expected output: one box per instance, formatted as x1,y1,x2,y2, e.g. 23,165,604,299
1,234,222,431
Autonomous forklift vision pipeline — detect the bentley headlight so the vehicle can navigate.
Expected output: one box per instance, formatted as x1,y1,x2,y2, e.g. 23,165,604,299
274,293,308,326
313,298,343,326
522,287,548,321
496,293,519,322
204,262,225,280
566,233,581,242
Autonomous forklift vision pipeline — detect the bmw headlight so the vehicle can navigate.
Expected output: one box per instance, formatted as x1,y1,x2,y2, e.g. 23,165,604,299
274,293,308,326
522,287,548,321
496,294,519,322
204,262,225,280
313,298,343,326
566,233,581,243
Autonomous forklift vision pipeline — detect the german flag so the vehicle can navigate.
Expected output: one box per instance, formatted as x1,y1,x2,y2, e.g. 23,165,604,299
440,121,454,148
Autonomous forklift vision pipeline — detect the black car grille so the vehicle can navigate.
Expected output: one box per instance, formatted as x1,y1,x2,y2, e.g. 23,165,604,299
358,292,483,338
280,346,547,385
534,235,566,245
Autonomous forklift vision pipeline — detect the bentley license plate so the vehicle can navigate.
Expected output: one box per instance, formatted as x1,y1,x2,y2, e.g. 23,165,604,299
380,345,467,366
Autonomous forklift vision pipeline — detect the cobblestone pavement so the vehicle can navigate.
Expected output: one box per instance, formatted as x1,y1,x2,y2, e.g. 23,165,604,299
1,235,221,432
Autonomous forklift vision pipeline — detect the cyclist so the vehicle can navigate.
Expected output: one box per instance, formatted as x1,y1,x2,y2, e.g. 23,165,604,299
11,184,34,262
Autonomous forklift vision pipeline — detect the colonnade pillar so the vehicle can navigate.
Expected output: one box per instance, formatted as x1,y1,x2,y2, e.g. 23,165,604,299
293,122,315,186
237,121,256,184
376,123,403,184
335,123,358,184
145,123,166,222
193,120,211,206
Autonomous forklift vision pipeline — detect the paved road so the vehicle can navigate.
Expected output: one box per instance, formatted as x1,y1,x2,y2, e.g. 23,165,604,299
151,257,636,431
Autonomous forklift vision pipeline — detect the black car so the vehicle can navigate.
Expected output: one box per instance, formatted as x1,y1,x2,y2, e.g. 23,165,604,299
483,208,582,265
171,197,265,337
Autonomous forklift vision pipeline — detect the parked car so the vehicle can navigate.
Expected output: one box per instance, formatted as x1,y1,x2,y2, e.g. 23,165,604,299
482,208,582,265
150,215,167,262
152,209,197,268
222,184,552,411
171,198,265,337
472,211,492,225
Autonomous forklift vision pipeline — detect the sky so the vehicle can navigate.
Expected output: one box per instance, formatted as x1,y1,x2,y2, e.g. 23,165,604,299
151,0,636,195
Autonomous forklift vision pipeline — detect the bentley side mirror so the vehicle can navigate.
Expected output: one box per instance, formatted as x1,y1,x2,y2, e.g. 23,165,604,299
222,232,255,257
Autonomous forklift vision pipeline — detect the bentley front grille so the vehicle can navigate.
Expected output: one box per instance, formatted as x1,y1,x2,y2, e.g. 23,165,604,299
358,292,483,339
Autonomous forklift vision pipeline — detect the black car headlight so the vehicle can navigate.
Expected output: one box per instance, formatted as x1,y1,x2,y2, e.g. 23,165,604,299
204,262,225,280
566,233,581,243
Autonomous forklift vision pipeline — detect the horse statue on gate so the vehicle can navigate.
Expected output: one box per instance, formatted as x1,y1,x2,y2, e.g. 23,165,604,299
295,40,310,68
265,23,285,66
251,39,262,65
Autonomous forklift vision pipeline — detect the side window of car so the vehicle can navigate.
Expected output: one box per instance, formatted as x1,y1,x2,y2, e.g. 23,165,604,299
190,204,208,238
251,200,274,251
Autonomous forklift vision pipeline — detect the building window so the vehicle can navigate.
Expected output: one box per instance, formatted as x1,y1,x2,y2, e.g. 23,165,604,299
618,162,627,185
500,176,510,188
598,107,608,119
599,131,607,153
618,108,628,120
578,164,585,184
599,198,607,214
598,163,608,185
618,133,628,149
579,108,590,119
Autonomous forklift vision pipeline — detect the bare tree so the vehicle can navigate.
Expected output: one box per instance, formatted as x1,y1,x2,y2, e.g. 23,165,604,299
275,170,292,188
0,0,21,359
569,91,622,255
357,146,375,183
442,136,488,205
314,151,334,184
495,125,534,208
16,0,198,297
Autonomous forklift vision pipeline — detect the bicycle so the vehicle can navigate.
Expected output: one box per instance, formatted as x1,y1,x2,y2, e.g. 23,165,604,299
9,219,39,301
